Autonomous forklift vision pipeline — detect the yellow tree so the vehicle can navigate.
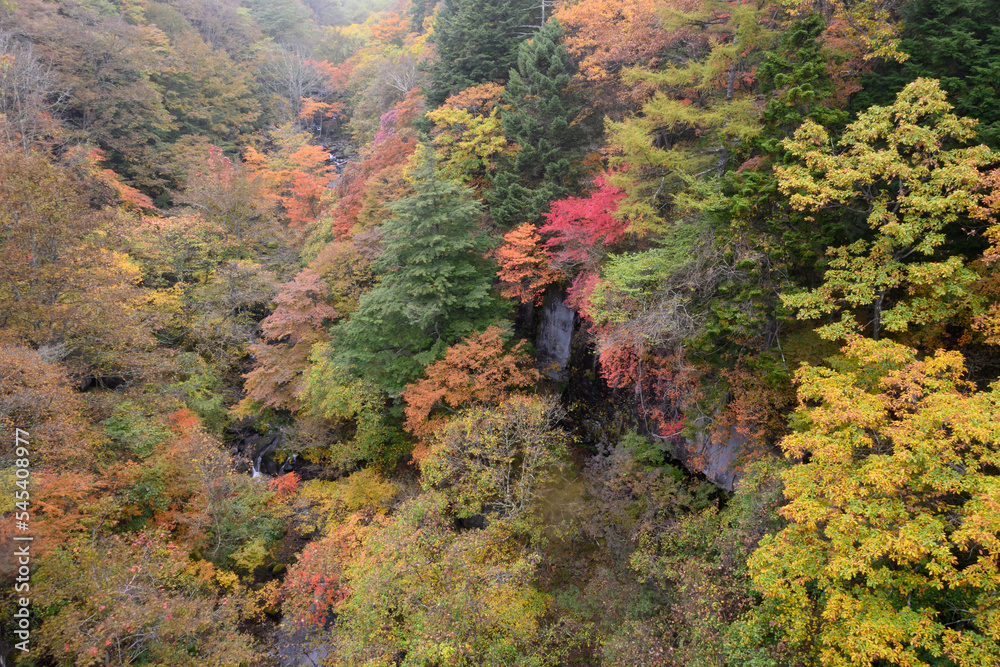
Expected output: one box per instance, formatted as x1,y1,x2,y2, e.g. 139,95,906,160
328,492,578,665
0,150,152,378
425,83,509,187
422,396,568,519
778,78,995,341
749,336,1000,667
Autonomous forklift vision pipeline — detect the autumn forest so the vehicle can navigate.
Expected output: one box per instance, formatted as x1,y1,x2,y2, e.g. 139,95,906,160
1,0,999,664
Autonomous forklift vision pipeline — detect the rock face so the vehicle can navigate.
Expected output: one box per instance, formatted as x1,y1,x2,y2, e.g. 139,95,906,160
674,425,745,492
536,293,575,381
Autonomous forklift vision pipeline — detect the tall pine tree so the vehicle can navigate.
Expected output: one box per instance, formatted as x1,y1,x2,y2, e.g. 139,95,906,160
425,0,534,107
488,18,589,226
329,153,505,394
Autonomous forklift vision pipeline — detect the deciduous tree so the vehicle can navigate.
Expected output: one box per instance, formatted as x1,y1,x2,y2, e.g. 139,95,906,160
401,326,541,445
33,531,256,666
178,144,277,252
749,336,1000,667
0,150,153,377
494,222,560,305
778,78,994,341
540,174,628,273
328,492,577,664
423,396,568,518
426,83,508,186
237,269,337,414
0,32,65,152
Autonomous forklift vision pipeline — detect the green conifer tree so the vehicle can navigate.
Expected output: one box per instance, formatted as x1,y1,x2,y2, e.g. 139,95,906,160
425,0,534,108
488,18,589,227
755,14,848,151
720,14,850,283
329,153,504,394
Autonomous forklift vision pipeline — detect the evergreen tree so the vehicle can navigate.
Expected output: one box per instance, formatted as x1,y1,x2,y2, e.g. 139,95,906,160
721,14,850,281
488,18,589,226
853,0,1000,147
755,14,848,151
425,0,534,107
329,154,505,394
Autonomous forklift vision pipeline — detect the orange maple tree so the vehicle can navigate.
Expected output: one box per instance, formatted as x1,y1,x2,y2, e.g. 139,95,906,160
494,223,561,305
400,327,542,452
556,0,708,114
244,129,332,231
